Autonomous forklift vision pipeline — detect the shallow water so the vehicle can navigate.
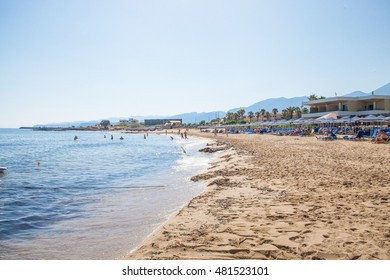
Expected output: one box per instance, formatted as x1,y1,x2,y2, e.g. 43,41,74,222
0,129,213,259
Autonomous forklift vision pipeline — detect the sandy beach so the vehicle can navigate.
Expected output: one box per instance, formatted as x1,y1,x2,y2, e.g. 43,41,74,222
127,131,390,260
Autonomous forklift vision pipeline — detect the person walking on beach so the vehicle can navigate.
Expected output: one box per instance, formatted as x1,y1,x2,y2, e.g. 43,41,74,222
184,131,187,139
111,135,113,140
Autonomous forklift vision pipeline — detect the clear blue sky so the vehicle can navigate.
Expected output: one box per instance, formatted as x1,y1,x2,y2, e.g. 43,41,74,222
1,0,389,127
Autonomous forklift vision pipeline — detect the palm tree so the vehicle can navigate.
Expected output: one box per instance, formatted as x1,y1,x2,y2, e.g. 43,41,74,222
286,107,295,120
302,107,309,114
247,111,254,123
260,108,266,121
226,112,234,120
282,109,288,120
308,94,318,101
255,111,261,122
237,108,246,120
272,108,278,120
265,111,271,121
294,107,302,118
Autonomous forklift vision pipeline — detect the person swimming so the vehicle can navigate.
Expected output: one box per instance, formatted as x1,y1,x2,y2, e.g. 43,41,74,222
74,136,78,140
120,136,124,140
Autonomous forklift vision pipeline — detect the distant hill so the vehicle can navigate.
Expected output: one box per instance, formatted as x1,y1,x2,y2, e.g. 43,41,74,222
342,83,390,97
342,91,368,97
373,83,390,95
33,82,390,127
34,120,100,128
229,96,309,113
169,111,226,124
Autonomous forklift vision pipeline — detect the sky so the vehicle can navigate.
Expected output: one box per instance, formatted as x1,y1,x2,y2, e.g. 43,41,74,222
1,0,390,127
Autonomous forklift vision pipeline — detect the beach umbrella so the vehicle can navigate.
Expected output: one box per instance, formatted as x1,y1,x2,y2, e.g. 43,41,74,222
317,117,338,128
383,117,390,124
277,119,288,125
319,117,337,123
376,115,387,121
334,116,352,124
357,115,383,125
340,115,352,121
358,114,379,121
317,112,339,120
351,116,360,123
292,119,304,125
316,112,338,127
304,118,316,125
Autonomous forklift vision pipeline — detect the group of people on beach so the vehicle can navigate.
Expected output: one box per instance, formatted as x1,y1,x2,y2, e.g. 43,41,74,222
176,129,188,139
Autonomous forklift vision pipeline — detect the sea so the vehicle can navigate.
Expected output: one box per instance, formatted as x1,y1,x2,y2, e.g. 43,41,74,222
0,128,214,259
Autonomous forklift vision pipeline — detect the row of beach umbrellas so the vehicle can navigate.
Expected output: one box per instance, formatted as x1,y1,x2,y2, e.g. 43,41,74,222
216,114,390,128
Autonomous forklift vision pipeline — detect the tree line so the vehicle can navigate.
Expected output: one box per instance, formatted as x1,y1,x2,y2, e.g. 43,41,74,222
215,106,309,125
200,94,327,126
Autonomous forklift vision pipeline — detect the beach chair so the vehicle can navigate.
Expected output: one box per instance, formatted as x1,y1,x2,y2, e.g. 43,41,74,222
345,130,364,141
316,132,337,141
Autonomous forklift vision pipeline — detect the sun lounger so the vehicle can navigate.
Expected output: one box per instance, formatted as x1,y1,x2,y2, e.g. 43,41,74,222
344,130,364,141
316,133,337,141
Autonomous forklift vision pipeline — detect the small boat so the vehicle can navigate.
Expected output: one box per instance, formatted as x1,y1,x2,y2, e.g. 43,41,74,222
0,167,7,172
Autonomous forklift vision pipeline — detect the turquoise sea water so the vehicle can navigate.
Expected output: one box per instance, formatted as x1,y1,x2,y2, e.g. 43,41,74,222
0,129,213,259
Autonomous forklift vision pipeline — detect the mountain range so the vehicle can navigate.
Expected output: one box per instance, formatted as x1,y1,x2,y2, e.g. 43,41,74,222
343,83,390,97
35,82,390,127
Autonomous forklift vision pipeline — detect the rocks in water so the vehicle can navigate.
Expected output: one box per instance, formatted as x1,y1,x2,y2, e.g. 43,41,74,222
199,142,231,153
191,173,214,182
199,146,226,153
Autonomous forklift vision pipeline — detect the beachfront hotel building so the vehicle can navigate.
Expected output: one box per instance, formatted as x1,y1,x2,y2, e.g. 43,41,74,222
302,95,390,118
144,119,182,126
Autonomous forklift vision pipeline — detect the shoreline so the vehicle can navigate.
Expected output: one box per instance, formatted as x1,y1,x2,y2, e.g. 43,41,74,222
127,131,390,260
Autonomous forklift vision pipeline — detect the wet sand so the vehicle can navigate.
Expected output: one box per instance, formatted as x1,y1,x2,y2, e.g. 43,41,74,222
127,131,390,260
